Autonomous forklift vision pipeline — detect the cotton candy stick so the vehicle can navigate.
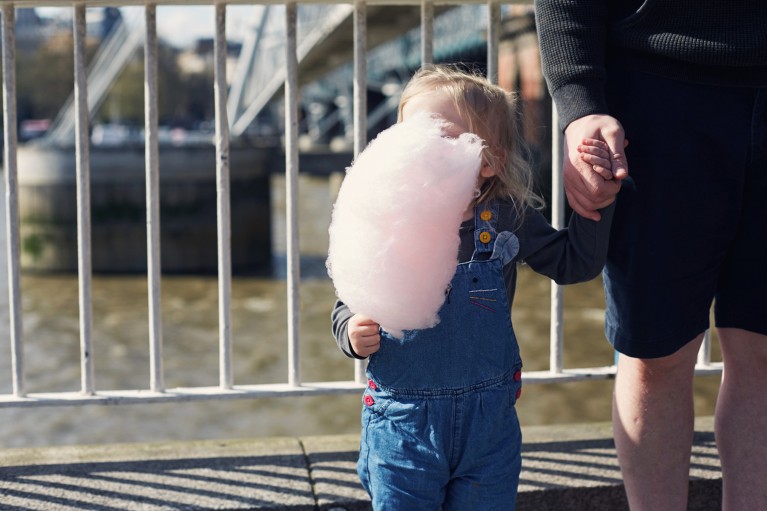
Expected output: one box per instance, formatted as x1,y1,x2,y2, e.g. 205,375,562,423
327,112,483,338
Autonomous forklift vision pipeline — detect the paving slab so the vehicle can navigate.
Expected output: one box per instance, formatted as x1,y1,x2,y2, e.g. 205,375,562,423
301,434,370,511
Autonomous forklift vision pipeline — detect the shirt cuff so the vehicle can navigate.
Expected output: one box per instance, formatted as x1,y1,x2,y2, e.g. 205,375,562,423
551,81,610,131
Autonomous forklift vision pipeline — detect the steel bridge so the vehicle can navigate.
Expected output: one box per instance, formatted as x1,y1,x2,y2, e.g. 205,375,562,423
43,4,489,148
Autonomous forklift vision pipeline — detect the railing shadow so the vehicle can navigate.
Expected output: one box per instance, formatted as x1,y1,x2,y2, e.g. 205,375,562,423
0,454,317,510
0,429,723,511
517,431,722,511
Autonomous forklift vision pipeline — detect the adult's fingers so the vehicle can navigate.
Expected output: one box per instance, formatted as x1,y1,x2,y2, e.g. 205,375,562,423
603,130,629,180
564,169,620,218
565,156,616,201
563,172,602,219
563,114,626,217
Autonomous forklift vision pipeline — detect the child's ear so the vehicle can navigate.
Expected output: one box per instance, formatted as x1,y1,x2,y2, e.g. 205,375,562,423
479,161,497,178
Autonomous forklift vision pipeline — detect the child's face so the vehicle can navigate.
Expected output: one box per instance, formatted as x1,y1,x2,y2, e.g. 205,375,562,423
401,91,496,181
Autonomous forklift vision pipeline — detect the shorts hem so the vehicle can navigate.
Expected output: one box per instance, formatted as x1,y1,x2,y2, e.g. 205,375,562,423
606,321,709,359
715,306,767,337
715,321,767,337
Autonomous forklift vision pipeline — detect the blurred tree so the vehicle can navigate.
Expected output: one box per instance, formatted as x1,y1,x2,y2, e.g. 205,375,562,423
1,32,214,130
15,32,83,123
98,44,213,127
98,53,144,125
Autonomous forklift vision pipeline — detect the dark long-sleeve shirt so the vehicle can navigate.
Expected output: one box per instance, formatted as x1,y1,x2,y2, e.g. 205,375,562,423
331,202,614,359
534,0,767,130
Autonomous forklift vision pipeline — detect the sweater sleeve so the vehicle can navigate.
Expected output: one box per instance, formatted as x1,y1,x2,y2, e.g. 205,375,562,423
516,203,615,285
534,0,611,130
331,299,367,360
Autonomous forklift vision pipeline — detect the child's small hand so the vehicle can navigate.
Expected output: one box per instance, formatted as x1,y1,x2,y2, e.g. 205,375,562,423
348,314,381,357
578,138,620,181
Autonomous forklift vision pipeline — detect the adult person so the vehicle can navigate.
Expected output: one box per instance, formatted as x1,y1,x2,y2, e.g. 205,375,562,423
534,1,767,509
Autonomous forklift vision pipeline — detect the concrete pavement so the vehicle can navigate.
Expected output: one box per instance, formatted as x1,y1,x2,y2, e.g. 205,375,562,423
0,418,722,510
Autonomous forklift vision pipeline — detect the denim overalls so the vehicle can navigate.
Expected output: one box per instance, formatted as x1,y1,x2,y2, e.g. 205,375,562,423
358,202,524,511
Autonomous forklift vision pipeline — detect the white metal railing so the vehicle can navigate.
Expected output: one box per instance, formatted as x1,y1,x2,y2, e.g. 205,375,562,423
0,0,722,408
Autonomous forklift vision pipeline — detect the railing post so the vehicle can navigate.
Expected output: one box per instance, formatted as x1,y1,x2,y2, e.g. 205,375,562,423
353,0,368,385
2,3,24,398
73,4,95,395
285,1,301,387
144,3,164,392
420,0,433,67
698,329,712,367
550,109,564,374
487,1,500,84
214,3,233,390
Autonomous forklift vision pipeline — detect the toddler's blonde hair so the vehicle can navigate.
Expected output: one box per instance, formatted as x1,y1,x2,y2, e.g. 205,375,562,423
397,64,542,215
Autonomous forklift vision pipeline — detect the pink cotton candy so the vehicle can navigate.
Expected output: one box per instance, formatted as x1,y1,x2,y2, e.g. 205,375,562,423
326,112,484,338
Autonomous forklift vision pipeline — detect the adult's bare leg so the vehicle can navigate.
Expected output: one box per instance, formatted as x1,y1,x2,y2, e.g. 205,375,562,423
612,334,704,511
715,327,767,510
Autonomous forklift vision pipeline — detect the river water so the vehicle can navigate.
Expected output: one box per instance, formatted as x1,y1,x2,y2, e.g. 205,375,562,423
0,172,721,449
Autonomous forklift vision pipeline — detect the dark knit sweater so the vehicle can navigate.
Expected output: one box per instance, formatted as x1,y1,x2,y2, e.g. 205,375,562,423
534,0,767,130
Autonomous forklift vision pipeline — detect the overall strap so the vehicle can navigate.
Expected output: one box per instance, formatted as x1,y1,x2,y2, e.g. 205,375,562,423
472,201,521,265
473,201,499,255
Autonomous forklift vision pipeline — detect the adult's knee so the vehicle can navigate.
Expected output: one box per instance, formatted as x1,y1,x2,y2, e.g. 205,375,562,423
617,333,704,384
718,328,767,375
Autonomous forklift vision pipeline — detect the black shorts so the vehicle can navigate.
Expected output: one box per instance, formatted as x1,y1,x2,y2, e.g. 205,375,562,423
603,65,767,358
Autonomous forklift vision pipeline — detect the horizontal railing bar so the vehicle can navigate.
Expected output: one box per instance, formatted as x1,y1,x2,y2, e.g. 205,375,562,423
0,382,367,408
524,363,724,383
0,364,723,408
0,0,531,7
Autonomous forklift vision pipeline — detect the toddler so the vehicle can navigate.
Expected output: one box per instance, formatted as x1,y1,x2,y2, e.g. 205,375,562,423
331,65,618,510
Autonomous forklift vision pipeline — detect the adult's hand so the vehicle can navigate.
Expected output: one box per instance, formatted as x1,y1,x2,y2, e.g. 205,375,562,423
563,114,629,221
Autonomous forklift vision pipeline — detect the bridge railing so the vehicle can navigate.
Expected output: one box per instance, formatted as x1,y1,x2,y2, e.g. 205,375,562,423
1,0,721,408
